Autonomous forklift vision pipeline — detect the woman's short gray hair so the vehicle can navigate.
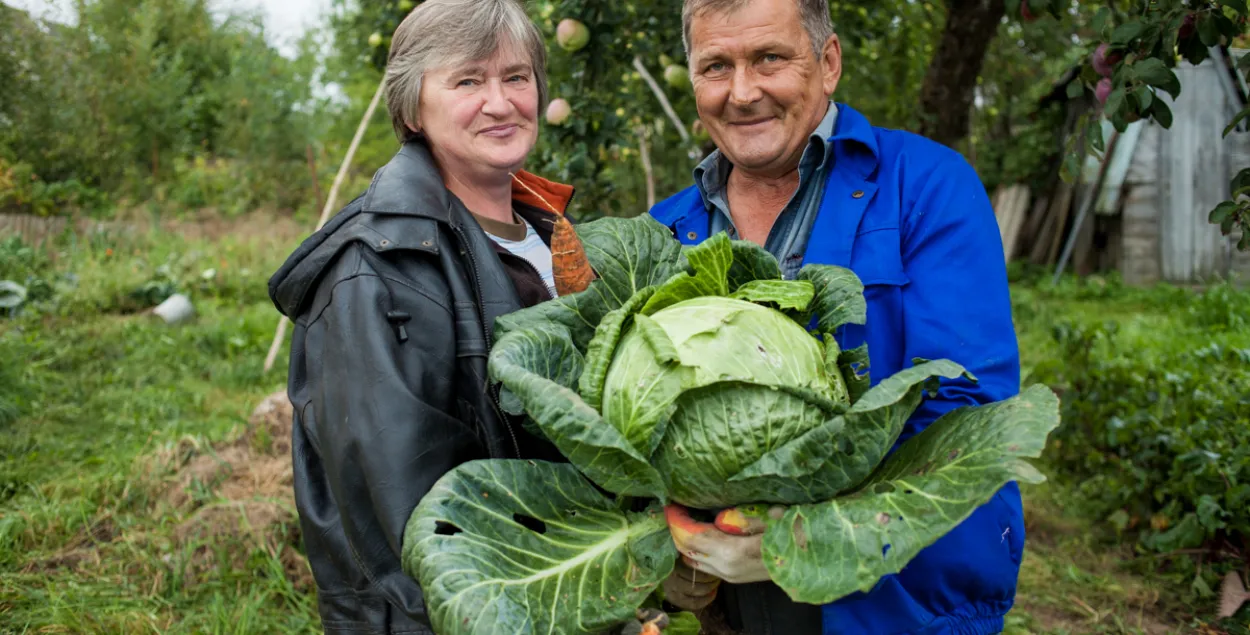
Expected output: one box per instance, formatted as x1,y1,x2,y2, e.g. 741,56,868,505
681,0,833,61
385,0,549,143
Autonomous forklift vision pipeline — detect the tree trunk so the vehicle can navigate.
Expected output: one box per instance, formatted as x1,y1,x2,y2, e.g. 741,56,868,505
917,0,1006,149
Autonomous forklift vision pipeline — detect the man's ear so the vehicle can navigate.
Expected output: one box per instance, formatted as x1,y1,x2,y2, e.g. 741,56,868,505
821,34,842,98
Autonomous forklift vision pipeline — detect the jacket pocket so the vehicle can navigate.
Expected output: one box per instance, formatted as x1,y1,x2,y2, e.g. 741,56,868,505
850,226,909,288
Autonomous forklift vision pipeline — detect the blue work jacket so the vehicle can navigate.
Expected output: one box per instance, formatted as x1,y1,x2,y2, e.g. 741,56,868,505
648,103,1025,635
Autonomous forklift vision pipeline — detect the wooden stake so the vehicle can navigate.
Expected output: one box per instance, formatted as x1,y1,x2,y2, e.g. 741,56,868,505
632,56,690,144
263,77,387,373
306,143,323,217
636,125,655,210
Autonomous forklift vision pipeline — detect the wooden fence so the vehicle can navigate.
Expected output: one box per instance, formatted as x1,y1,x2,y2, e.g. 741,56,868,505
0,213,136,248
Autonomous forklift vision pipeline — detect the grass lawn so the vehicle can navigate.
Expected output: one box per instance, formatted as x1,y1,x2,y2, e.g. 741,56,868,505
1,219,1246,633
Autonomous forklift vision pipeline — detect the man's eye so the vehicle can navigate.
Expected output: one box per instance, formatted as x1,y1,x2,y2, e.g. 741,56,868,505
457,79,477,87
707,62,726,72
763,54,780,63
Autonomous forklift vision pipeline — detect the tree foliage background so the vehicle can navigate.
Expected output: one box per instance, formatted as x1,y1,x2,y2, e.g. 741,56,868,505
1,0,1247,242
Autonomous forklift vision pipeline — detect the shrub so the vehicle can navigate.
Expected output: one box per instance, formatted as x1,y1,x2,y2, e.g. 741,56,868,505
1032,319,1250,568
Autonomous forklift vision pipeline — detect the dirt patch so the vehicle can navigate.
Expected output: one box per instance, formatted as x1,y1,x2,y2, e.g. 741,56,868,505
171,499,309,589
1013,598,1180,635
156,390,295,511
93,389,309,591
240,390,294,457
21,513,119,573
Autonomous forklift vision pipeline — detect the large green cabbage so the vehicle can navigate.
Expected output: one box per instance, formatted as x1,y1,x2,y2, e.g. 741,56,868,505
401,215,1060,635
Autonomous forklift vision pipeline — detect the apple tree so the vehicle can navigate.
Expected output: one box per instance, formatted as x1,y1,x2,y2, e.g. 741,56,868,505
1012,0,1250,250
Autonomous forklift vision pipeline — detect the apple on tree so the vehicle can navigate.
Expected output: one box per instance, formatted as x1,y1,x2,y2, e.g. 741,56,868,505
556,19,589,53
663,64,690,90
546,98,572,126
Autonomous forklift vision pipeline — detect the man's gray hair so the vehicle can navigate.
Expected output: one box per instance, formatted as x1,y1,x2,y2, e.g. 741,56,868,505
681,0,834,62
385,0,549,142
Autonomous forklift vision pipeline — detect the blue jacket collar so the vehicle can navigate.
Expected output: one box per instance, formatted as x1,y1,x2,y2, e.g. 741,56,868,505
652,102,879,227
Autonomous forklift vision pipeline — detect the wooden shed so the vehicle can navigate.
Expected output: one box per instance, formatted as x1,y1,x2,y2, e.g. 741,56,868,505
992,45,1250,286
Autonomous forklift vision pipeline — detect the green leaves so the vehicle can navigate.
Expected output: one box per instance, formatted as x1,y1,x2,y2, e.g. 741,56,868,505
756,384,1061,604
726,240,783,290
579,286,658,412
1131,58,1180,99
1105,87,1126,120
1197,12,1221,47
490,323,666,499
728,279,816,311
1224,105,1250,139
402,460,677,635
838,344,872,404
0,281,28,310
797,264,868,334
1110,20,1145,46
1222,0,1249,14
641,233,733,315
1151,98,1174,129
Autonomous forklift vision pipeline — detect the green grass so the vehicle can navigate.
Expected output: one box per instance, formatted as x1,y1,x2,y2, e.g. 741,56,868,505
0,217,319,633
2,225,1247,633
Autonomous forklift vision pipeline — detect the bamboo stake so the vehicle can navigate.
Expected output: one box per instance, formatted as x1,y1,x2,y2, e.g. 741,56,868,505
1052,130,1120,284
263,78,386,373
306,143,323,218
636,125,656,210
632,56,690,144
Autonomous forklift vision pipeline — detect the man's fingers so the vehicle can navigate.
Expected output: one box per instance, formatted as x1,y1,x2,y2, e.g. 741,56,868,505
664,503,717,552
713,504,785,535
713,508,768,536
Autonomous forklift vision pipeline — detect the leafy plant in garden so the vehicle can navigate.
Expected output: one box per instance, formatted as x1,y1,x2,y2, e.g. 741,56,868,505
400,215,1061,634
1032,317,1250,596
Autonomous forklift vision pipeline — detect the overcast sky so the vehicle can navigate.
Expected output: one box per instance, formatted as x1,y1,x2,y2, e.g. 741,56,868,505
2,0,332,56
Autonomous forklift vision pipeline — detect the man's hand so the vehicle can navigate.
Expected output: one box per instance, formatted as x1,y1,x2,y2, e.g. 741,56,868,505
663,503,781,586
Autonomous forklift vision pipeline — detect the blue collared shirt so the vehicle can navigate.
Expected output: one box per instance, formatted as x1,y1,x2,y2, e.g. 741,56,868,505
693,102,839,279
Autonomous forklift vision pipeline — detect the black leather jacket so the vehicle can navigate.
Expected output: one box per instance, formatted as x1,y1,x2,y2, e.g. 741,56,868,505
268,141,568,634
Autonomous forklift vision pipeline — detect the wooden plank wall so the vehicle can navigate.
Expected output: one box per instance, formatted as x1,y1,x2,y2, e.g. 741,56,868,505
1159,54,1247,282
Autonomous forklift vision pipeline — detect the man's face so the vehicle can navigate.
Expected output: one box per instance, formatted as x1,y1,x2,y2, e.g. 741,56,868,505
688,0,841,178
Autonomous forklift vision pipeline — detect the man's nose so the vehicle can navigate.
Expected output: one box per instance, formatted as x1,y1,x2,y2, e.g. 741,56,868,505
728,66,762,106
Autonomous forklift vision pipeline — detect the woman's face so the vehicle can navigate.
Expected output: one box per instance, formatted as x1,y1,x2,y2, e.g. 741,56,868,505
416,41,540,181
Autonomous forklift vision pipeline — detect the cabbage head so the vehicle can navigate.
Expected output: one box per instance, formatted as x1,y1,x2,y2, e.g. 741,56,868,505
603,295,845,509
401,215,1060,635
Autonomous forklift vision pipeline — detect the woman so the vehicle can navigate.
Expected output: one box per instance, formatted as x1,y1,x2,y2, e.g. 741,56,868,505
267,1,577,632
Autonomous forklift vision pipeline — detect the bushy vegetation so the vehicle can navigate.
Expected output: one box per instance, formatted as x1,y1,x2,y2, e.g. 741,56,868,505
1012,272,1250,612
0,0,335,218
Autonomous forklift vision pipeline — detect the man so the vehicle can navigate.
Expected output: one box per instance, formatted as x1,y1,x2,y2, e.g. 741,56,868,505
648,0,1024,633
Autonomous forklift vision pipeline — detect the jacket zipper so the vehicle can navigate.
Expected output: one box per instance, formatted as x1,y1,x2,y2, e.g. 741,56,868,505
452,222,523,460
